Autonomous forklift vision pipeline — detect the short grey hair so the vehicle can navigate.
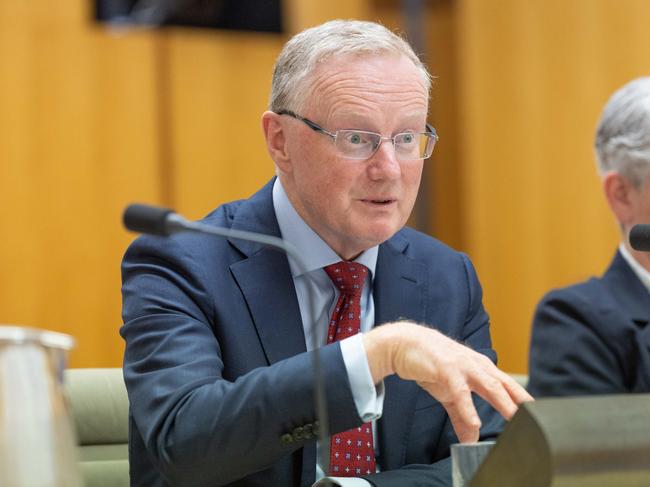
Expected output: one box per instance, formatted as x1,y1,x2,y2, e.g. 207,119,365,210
595,77,650,187
269,19,431,114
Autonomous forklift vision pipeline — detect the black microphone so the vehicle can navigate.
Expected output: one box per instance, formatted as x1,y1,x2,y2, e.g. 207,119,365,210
123,203,331,470
629,225,650,251
123,204,182,236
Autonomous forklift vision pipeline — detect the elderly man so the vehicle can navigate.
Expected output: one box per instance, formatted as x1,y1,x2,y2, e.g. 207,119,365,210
121,20,530,487
529,77,650,397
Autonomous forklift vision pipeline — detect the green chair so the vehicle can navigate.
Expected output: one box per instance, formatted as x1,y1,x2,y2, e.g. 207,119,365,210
64,368,129,487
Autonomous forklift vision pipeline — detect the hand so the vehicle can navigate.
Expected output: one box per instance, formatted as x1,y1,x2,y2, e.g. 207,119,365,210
363,321,533,443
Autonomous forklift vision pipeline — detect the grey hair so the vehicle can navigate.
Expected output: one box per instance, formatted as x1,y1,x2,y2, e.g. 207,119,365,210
595,77,650,187
269,19,431,114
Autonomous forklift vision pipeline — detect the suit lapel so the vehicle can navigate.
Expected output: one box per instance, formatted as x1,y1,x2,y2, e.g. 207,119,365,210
374,234,428,470
230,249,307,364
226,179,307,364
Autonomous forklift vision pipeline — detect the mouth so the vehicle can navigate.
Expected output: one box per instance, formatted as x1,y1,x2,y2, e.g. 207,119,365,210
360,198,397,206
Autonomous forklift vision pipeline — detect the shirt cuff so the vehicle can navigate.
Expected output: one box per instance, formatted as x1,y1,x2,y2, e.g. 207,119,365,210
339,334,384,422
312,476,373,487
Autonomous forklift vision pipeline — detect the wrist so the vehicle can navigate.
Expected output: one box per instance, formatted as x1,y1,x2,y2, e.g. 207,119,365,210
363,323,404,383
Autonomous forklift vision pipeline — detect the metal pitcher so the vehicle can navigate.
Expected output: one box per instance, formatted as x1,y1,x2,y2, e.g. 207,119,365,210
0,325,83,486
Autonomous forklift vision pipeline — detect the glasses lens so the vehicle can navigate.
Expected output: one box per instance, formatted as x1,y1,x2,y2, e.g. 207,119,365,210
335,130,380,159
394,133,436,160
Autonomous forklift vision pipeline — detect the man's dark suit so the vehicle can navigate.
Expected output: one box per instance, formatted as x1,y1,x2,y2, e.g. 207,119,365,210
121,179,503,487
528,250,650,397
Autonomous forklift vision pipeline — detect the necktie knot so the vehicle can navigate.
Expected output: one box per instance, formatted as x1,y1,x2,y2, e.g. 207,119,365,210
324,262,368,297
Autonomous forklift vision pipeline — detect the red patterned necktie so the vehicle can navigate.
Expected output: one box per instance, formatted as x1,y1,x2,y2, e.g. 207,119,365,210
323,262,377,477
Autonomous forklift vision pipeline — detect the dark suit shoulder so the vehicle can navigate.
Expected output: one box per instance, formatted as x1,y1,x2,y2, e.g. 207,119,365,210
528,274,644,396
202,198,245,228
124,200,245,263
534,276,623,342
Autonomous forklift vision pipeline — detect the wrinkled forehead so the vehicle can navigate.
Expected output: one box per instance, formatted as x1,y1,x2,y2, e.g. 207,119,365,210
307,52,428,96
300,53,429,122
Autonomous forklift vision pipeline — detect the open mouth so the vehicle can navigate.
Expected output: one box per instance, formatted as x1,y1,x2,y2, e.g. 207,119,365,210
362,199,396,205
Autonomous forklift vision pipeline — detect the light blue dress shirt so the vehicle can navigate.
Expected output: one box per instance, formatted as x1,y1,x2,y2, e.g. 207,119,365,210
272,179,385,486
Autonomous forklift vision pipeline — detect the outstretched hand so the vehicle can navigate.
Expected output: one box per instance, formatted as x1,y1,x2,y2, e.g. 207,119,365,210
363,321,533,443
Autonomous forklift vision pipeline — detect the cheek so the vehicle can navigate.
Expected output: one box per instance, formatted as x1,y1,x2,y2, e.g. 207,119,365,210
404,165,424,199
313,164,362,201
295,162,352,215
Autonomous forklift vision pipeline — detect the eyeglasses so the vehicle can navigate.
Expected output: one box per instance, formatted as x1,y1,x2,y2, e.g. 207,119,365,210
276,110,438,161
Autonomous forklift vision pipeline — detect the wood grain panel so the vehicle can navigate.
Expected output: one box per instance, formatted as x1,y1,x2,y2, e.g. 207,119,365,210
457,0,650,372
165,29,283,219
0,2,160,367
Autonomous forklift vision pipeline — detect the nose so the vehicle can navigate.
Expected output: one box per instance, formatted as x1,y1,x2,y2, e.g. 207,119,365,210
367,139,401,181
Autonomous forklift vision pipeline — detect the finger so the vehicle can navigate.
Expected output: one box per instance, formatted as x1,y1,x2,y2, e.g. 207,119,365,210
469,373,519,421
475,357,534,419
422,381,481,443
492,369,534,404
486,366,535,405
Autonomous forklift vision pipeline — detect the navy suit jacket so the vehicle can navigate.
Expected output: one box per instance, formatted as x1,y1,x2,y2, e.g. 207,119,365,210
528,250,650,397
121,179,503,487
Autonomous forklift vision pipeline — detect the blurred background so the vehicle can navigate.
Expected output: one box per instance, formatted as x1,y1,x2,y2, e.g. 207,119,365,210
1,0,648,372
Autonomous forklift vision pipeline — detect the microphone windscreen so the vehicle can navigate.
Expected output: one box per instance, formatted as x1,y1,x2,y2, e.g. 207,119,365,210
629,224,650,251
123,204,175,236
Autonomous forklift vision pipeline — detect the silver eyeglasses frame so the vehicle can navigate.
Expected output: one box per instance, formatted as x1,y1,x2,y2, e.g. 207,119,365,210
276,109,438,161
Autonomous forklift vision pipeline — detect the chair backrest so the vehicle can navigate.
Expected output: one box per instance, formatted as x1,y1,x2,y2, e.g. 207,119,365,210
64,368,129,487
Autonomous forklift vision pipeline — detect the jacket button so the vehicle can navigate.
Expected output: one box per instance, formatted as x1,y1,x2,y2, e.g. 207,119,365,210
303,423,313,439
280,433,294,444
292,426,304,440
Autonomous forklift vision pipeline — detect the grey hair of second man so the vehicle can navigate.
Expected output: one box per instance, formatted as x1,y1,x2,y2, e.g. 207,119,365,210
595,77,650,187
269,19,432,114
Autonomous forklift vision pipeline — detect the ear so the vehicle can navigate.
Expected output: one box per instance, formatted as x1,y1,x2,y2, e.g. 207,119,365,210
603,171,635,227
261,111,292,173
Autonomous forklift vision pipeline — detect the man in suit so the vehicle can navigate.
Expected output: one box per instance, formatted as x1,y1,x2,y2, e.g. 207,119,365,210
121,20,531,487
528,77,650,397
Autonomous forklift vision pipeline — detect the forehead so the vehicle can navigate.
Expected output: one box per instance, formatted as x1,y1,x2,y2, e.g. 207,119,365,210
303,53,429,125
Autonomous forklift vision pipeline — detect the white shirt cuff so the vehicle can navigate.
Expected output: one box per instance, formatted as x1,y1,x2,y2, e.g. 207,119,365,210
339,334,384,422
312,476,373,486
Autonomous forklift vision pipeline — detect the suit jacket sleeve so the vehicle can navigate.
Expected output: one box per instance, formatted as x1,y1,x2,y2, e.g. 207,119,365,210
121,235,361,486
361,254,504,487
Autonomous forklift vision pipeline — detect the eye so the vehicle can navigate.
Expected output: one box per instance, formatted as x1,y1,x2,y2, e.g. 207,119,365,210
348,133,363,144
402,133,414,144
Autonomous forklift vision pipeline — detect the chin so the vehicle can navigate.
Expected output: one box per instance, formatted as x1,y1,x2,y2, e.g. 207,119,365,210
361,221,402,246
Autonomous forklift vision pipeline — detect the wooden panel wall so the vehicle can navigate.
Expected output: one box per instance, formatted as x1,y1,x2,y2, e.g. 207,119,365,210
457,0,650,372
0,3,160,367
164,30,282,219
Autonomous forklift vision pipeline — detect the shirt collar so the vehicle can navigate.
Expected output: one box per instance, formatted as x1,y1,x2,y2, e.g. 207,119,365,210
272,178,378,279
618,242,650,294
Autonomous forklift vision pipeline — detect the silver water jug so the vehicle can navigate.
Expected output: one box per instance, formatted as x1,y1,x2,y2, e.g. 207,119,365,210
0,326,83,486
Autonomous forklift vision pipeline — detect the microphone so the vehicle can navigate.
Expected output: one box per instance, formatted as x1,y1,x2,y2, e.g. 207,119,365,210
629,224,650,251
123,203,331,469
122,204,182,236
